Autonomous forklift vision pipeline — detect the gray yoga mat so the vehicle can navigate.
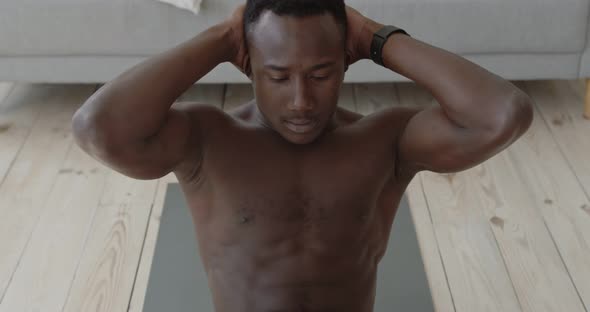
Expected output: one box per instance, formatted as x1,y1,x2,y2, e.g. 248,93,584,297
143,184,434,312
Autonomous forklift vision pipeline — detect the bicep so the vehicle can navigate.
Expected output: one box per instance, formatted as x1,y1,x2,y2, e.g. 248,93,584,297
396,105,513,175
84,107,199,180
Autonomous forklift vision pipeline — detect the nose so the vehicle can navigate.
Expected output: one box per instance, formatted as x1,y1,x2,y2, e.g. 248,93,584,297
287,78,314,112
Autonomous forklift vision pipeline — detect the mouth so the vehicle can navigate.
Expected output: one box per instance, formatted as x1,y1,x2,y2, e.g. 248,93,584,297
283,118,317,134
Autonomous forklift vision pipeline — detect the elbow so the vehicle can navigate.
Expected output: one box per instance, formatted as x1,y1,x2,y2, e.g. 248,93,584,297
516,93,534,135
488,92,534,147
71,107,94,151
502,91,534,136
71,106,122,157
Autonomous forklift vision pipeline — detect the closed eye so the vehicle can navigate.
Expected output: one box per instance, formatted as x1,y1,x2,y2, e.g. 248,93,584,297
270,77,288,83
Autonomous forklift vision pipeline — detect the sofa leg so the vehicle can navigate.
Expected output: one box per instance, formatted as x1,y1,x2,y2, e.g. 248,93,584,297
585,79,590,120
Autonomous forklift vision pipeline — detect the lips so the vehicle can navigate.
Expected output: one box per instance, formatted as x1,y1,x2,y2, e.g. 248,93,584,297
287,118,314,125
284,118,316,134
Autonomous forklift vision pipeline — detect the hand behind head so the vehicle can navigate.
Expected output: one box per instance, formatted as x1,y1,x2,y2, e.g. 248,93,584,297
226,4,251,77
345,5,382,66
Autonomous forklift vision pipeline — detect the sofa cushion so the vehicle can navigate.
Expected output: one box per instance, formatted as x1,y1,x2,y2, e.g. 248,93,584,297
0,0,588,56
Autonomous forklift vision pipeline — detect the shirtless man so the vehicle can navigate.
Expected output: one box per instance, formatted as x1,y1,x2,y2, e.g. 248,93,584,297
71,1,533,311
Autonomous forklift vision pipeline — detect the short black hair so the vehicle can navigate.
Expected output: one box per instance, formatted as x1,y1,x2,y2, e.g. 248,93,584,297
243,0,348,46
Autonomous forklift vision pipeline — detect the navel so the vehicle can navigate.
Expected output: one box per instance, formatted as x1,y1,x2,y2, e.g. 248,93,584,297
236,207,256,225
239,215,254,224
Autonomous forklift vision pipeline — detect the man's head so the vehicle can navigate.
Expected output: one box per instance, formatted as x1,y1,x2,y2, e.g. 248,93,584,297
243,0,348,145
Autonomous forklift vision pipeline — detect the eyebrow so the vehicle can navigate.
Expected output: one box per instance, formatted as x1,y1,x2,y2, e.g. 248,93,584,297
264,61,336,71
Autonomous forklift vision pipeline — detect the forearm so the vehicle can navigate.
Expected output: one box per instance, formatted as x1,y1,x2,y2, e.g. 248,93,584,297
74,22,233,142
360,22,529,131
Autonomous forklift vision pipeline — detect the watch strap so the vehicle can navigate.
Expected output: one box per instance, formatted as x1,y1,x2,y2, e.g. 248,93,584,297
370,25,410,66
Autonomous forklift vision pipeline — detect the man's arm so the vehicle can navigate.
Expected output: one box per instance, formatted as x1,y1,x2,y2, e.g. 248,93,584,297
347,8,534,176
387,33,534,175
72,6,248,180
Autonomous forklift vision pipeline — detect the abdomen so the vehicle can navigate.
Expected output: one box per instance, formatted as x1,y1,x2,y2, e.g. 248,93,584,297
198,199,386,312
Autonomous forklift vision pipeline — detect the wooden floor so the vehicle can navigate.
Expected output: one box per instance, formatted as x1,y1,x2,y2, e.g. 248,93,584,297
0,80,588,312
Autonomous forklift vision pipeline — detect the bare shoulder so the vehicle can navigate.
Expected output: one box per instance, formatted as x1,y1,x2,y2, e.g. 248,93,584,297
355,105,424,136
167,102,233,180
335,106,364,125
172,101,234,131
366,106,425,180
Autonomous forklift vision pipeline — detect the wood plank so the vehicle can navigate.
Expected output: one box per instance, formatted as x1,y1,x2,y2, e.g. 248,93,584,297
223,84,254,111
399,79,587,311
61,173,158,312
527,80,590,195
354,82,398,115
420,168,522,311
0,144,108,312
470,151,585,312
0,84,47,188
127,84,224,311
405,175,456,312
0,84,96,302
509,80,590,310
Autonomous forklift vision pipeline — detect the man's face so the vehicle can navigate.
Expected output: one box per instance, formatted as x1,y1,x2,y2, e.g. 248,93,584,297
247,11,347,145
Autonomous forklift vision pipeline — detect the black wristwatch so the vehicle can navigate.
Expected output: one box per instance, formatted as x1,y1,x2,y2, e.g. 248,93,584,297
370,25,410,66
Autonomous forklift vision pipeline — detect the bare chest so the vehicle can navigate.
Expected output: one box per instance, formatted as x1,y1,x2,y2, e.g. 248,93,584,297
183,126,407,247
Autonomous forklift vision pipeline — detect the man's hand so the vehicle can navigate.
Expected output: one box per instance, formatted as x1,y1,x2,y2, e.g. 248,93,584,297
225,4,251,76
226,4,379,71
345,6,383,66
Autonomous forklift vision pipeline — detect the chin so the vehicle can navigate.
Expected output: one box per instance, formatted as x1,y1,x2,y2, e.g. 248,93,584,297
283,133,320,145
279,124,325,145
267,116,330,145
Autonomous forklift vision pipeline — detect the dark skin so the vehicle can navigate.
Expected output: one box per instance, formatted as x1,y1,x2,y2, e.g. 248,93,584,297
72,4,533,312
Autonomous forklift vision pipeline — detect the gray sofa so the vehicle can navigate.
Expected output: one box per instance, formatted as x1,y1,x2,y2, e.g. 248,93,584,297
1,0,589,114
